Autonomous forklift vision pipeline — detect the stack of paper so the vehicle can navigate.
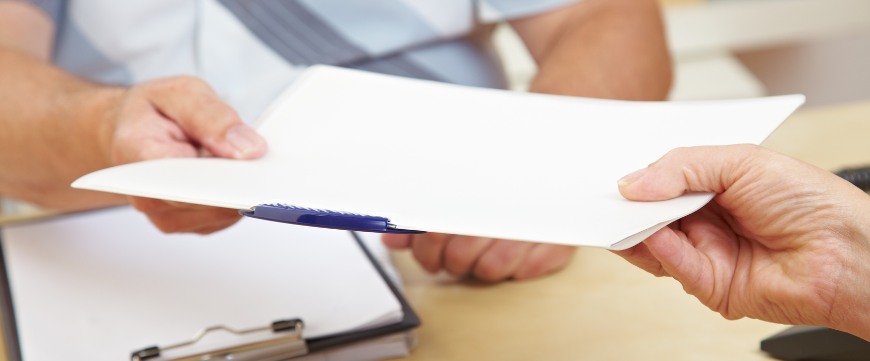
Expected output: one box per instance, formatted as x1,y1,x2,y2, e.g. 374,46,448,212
0,207,411,361
73,66,805,250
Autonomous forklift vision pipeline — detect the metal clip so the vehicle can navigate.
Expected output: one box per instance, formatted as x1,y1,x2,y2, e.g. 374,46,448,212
132,319,306,361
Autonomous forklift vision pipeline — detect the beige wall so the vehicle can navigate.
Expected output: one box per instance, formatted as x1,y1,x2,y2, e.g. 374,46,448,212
737,31,870,108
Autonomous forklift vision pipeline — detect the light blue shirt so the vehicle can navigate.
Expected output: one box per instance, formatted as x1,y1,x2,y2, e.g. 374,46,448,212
23,0,581,122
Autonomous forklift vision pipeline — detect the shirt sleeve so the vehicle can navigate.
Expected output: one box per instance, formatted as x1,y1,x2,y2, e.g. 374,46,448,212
477,0,584,23
14,0,65,25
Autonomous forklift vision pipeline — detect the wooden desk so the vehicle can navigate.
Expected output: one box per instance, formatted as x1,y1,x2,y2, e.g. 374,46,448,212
0,211,53,226
1,101,868,361
392,249,785,361
388,100,870,361
762,101,870,172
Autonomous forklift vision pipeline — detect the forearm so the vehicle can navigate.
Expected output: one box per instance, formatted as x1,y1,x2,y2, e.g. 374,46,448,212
516,0,672,100
0,48,126,210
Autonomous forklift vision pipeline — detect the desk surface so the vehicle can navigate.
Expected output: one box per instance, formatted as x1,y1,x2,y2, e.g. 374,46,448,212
1,100,869,361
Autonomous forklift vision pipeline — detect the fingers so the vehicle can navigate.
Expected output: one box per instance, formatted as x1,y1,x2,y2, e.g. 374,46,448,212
405,233,495,277
443,236,494,276
110,107,200,164
611,240,670,277
382,234,412,249
411,233,451,273
642,226,710,297
114,77,264,235
617,144,768,201
141,77,267,160
472,239,535,281
396,233,572,281
147,207,241,234
409,233,527,281
414,235,535,281
513,244,576,280
612,227,714,301
130,197,242,234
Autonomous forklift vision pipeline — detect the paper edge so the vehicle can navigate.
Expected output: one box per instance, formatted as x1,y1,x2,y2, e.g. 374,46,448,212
606,193,716,251
606,94,806,250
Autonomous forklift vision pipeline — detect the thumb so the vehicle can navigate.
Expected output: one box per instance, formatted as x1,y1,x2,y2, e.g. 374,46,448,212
617,145,763,201
145,76,268,160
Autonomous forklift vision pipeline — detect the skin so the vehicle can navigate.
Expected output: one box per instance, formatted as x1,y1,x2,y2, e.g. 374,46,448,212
613,144,870,341
0,0,670,279
383,0,673,281
0,1,266,233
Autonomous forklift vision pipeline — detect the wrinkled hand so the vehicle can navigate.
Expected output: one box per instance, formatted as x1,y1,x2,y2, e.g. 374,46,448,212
613,145,870,340
383,233,575,282
105,76,267,234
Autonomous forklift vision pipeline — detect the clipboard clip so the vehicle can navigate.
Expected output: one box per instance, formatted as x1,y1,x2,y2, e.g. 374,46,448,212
131,319,306,361
240,203,425,234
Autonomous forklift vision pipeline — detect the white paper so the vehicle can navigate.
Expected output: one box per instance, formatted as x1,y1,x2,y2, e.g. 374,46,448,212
72,66,805,249
0,207,402,361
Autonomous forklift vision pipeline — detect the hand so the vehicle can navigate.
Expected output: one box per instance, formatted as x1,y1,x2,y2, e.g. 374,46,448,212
105,76,268,234
612,144,870,340
382,233,575,282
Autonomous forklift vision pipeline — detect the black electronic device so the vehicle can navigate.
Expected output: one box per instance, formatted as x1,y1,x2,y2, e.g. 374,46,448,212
835,166,870,191
761,326,870,361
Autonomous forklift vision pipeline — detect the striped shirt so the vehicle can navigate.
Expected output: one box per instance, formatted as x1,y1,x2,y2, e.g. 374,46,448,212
22,0,580,123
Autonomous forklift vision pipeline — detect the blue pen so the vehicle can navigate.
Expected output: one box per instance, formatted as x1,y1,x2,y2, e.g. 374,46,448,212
240,203,425,234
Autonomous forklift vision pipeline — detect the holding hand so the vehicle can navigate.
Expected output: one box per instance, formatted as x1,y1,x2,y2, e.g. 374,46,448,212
383,233,575,281
613,145,870,341
106,77,268,234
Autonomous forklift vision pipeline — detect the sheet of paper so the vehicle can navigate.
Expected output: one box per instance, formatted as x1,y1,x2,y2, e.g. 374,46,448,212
73,66,805,249
0,207,402,361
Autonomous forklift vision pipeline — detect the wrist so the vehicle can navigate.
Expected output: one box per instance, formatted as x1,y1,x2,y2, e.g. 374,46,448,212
72,85,127,168
829,205,870,341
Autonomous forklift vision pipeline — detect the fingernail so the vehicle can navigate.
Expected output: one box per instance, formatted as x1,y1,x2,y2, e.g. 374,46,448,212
618,168,647,186
226,125,265,158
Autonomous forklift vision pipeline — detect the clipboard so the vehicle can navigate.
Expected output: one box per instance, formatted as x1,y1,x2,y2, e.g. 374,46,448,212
0,210,420,361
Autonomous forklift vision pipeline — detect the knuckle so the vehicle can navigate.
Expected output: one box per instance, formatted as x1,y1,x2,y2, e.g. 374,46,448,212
418,234,448,248
173,75,207,88
444,242,470,263
151,75,210,95
382,234,411,249
474,261,505,282
412,250,439,272
130,197,161,212
178,78,208,94
737,143,761,152
663,146,689,161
